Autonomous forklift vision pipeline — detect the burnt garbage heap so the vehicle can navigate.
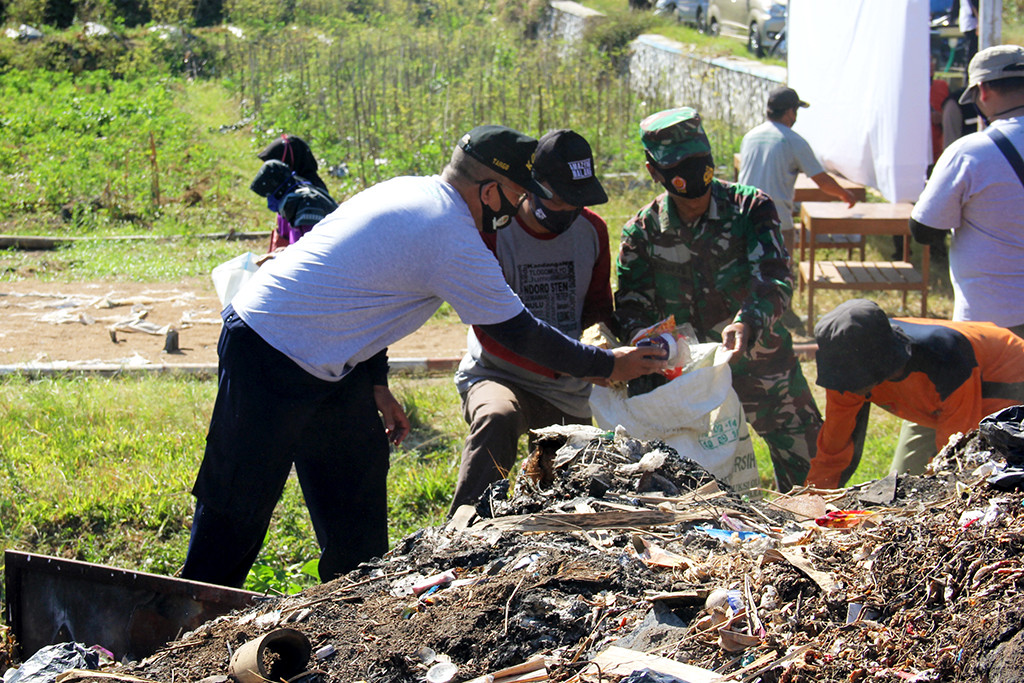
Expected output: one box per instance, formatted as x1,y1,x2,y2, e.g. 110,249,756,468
131,424,1024,683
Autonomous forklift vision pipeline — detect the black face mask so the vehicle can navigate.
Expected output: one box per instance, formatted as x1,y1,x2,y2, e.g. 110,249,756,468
658,154,715,199
531,194,582,235
479,181,521,233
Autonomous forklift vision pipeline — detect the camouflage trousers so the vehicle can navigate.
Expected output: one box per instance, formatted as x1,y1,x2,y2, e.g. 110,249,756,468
730,327,821,493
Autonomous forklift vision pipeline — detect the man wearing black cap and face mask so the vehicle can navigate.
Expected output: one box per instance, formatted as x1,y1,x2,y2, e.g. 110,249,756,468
449,129,614,514
614,107,822,493
808,299,1024,489
180,125,665,588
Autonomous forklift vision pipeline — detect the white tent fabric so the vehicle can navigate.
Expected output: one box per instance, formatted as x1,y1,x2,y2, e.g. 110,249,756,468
787,0,930,202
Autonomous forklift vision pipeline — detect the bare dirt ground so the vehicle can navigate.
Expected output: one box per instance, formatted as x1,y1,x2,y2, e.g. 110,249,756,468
0,278,469,368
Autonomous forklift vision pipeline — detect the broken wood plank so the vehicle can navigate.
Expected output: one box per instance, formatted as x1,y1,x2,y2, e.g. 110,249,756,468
57,670,162,683
645,588,711,605
471,509,709,533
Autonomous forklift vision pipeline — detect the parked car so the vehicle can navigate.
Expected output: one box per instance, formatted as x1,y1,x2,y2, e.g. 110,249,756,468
931,0,954,22
768,24,786,60
706,0,787,57
929,0,970,72
654,0,710,32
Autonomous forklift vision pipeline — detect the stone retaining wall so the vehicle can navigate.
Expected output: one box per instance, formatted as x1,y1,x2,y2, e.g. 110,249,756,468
540,2,786,134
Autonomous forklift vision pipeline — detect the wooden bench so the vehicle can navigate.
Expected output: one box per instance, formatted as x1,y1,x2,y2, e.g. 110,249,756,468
798,202,929,330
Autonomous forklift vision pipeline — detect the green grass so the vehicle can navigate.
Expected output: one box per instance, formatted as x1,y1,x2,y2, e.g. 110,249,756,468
0,362,907,599
0,374,469,596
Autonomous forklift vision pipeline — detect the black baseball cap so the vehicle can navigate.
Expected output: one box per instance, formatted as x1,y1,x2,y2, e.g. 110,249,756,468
532,130,608,207
458,125,552,199
814,299,911,393
767,86,809,114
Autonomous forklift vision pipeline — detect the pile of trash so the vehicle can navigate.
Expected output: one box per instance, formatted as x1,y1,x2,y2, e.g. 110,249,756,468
57,417,1024,682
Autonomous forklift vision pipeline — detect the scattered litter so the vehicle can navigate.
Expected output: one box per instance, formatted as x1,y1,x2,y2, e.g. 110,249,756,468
411,570,457,596
4,642,98,683
227,629,310,683
425,660,458,683
54,423,1018,683
814,509,877,528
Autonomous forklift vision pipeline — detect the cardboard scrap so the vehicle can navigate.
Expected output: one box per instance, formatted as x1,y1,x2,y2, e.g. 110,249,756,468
856,473,898,506
580,646,720,682
631,535,692,569
767,493,827,520
762,547,839,593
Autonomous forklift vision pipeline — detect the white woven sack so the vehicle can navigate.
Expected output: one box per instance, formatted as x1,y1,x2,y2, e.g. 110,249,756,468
589,343,760,494
211,252,259,307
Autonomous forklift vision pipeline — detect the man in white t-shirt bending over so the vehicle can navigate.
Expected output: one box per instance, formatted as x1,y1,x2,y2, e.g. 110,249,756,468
912,45,1024,338
179,125,665,588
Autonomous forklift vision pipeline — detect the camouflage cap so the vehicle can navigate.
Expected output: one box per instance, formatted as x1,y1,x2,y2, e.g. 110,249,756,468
639,107,712,167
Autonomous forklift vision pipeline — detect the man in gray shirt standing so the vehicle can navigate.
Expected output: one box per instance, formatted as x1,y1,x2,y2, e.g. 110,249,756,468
739,86,857,254
739,86,857,331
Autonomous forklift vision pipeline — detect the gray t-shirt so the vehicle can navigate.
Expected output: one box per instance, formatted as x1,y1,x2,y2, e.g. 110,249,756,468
232,175,525,381
912,116,1024,327
455,211,608,416
739,120,825,231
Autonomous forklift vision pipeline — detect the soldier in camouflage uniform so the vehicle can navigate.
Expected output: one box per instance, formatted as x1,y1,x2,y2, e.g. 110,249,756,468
613,107,821,492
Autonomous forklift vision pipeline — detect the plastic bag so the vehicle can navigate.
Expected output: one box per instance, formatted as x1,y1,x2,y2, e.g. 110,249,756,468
211,252,259,307
979,405,1024,467
629,316,698,380
589,343,760,495
6,642,99,683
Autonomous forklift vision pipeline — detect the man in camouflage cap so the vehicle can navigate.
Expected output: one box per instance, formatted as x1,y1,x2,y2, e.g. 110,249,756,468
613,106,822,492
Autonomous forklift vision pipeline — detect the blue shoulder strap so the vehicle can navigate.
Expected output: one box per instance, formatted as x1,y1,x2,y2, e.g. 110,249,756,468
986,126,1024,191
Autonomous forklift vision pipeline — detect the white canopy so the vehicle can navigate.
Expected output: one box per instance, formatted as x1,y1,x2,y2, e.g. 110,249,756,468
787,0,930,202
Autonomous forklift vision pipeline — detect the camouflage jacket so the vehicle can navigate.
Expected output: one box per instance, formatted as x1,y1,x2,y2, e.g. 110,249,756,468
614,179,791,348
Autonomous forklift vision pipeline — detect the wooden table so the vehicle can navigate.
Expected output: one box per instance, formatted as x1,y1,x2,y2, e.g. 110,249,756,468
794,174,870,260
793,174,868,203
798,202,929,330
732,153,867,201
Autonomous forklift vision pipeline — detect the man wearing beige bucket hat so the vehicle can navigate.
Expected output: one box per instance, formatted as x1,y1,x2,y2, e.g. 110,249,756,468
912,44,1024,338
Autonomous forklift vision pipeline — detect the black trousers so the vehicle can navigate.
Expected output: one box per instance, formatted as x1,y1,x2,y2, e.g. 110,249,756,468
181,307,390,587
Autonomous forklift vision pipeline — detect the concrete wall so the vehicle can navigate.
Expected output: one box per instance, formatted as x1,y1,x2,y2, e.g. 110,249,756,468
541,2,786,134
537,0,605,46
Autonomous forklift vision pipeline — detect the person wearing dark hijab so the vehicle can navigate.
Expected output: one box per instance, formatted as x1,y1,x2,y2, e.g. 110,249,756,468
257,134,328,190
256,135,333,252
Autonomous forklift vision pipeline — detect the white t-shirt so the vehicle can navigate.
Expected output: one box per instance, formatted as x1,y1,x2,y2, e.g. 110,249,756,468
232,175,525,381
912,116,1024,327
738,120,825,232
959,0,978,32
